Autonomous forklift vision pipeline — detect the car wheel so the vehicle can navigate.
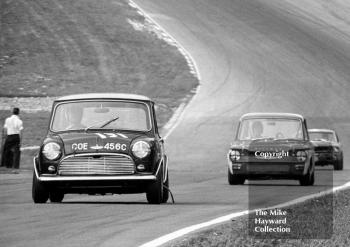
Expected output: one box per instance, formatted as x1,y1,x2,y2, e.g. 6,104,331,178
146,165,164,204
299,167,314,186
32,171,49,203
49,190,64,203
228,169,245,185
334,158,343,171
309,171,315,185
161,172,169,203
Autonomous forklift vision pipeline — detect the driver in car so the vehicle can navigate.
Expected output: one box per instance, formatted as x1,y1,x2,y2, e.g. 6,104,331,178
251,121,263,139
66,105,85,130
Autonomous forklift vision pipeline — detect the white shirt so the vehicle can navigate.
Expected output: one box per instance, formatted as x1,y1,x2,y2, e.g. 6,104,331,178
4,115,23,135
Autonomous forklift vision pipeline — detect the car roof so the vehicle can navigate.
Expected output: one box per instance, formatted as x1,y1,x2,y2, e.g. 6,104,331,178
308,129,335,133
240,112,304,120
55,93,152,102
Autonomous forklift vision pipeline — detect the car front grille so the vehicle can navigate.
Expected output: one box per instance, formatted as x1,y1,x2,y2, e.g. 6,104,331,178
247,164,290,173
58,154,135,176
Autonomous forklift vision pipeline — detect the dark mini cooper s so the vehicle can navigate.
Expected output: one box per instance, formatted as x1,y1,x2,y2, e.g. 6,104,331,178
227,113,315,186
308,129,343,170
32,93,169,204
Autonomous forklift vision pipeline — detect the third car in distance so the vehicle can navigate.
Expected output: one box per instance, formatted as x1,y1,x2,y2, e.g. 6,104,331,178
309,129,343,170
227,113,315,186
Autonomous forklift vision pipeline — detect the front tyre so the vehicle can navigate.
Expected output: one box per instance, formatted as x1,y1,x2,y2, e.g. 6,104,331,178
162,172,169,203
146,165,164,204
334,157,343,171
299,168,314,186
32,171,49,203
49,190,64,203
228,169,245,185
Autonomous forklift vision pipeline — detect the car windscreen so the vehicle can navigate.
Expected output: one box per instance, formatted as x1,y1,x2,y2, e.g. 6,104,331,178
237,118,304,140
51,101,151,132
309,132,336,142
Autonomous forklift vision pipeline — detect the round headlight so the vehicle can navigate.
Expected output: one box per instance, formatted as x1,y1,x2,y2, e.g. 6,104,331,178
132,141,151,159
296,150,307,162
229,150,241,161
42,142,61,160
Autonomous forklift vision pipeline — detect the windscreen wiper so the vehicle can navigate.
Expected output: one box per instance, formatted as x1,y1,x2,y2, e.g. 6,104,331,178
84,116,119,131
99,116,119,128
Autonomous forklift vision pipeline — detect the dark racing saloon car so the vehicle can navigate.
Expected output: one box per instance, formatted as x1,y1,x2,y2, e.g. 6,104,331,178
32,93,169,204
227,113,315,186
308,129,343,170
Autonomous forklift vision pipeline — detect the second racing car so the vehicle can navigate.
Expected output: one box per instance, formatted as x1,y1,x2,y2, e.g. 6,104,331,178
227,113,315,186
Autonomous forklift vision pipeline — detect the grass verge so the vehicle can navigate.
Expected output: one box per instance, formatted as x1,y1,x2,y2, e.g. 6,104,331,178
0,0,197,101
0,0,197,118
0,0,198,149
167,190,350,247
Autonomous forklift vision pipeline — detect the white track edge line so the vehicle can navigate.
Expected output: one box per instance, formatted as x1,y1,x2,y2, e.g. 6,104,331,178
128,0,201,141
140,181,350,247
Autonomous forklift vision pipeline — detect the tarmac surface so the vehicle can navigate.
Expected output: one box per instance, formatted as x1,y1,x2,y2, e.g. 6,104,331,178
1,0,350,246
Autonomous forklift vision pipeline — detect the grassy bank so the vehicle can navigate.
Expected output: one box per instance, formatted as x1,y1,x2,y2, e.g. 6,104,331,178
0,0,198,124
0,0,198,169
167,190,350,247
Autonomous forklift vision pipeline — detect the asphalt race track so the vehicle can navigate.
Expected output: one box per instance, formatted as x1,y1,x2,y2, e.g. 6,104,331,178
1,0,350,246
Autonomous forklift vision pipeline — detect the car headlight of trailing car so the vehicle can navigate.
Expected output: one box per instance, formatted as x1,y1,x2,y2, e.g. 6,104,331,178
333,146,340,153
132,141,151,159
42,142,62,160
296,150,307,162
229,150,241,161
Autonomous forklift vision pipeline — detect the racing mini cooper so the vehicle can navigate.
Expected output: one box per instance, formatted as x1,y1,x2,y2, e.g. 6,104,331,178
32,93,169,204
309,129,343,170
227,113,315,186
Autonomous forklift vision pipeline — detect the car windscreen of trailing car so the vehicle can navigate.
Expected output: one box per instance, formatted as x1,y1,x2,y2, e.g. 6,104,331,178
237,118,304,141
51,101,151,132
309,132,336,142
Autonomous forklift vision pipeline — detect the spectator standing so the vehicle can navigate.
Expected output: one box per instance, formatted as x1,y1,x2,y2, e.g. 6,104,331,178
0,108,23,169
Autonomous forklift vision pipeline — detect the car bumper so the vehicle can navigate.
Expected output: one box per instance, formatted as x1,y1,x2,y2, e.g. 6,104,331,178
33,157,159,193
34,156,158,181
228,162,306,179
37,174,156,182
